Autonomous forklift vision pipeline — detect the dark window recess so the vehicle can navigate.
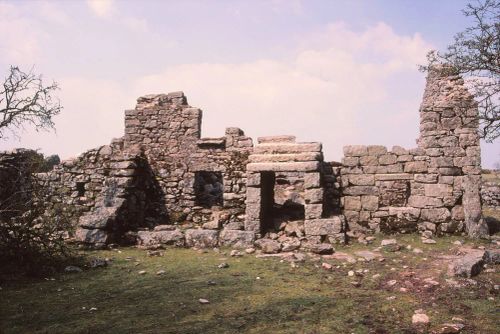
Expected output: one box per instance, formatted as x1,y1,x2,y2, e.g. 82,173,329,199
194,172,223,208
76,182,86,197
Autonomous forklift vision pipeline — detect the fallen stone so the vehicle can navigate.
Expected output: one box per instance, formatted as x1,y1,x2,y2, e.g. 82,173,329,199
381,239,401,252
230,250,243,257
89,258,108,268
436,323,464,333
217,263,229,269
386,280,398,287
75,228,108,248
302,242,334,254
138,270,146,275
198,298,210,304
381,239,397,246
321,263,333,270
254,239,282,254
485,249,500,264
64,266,83,273
281,238,301,252
449,250,486,278
354,250,381,262
422,238,437,244
412,312,430,325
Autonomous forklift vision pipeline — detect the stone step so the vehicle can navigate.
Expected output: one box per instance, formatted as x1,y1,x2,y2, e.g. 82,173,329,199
253,142,322,154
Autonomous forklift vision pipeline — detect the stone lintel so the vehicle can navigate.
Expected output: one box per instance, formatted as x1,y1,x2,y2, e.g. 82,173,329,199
248,152,321,163
197,137,226,147
257,135,296,144
246,161,320,172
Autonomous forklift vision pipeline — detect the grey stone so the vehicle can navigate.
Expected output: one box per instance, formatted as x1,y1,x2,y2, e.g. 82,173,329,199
343,145,368,157
304,217,345,235
254,239,281,254
302,242,334,254
219,229,255,248
185,229,219,248
75,228,108,247
421,208,451,223
449,250,485,278
137,230,185,247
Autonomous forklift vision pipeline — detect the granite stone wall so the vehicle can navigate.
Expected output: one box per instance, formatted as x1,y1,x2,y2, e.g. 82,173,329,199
123,92,253,228
8,66,488,249
339,66,485,236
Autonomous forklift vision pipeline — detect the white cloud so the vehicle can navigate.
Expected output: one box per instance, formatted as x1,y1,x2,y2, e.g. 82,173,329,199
87,0,114,18
38,1,70,25
121,16,149,33
0,3,44,65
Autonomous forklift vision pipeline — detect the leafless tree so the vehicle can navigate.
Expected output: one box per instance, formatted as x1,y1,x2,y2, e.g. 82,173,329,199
422,0,499,142
1,66,62,139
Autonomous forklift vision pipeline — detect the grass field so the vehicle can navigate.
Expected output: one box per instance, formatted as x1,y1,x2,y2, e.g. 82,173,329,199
1,234,498,334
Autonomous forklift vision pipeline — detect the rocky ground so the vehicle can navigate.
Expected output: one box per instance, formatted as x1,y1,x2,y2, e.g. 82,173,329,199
1,234,498,334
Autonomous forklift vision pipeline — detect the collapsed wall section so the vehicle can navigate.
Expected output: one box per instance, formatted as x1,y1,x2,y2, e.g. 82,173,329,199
123,92,253,228
39,139,163,247
340,66,486,236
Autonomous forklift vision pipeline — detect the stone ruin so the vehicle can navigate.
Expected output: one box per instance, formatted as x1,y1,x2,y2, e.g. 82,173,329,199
0,67,490,252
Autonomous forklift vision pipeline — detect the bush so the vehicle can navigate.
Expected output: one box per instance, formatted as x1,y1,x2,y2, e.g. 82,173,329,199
0,151,73,276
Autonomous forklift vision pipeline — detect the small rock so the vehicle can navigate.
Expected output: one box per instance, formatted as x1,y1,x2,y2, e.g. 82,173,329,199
156,270,166,275
254,239,282,254
413,248,423,254
217,263,229,269
412,312,429,325
348,270,355,277
64,266,83,273
453,240,463,246
350,281,361,287
386,280,398,287
422,238,437,244
138,270,147,275
89,307,98,312
198,298,210,304
245,247,255,254
381,239,397,246
321,263,333,270
89,258,108,268
230,250,243,257
147,250,164,257
437,323,464,333
207,280,217,285
381,239,400,251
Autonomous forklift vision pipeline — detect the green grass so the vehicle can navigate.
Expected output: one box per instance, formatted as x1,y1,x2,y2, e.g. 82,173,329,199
1,234,498,334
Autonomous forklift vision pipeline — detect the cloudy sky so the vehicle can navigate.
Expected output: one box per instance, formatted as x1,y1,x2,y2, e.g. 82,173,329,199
0,0,498,167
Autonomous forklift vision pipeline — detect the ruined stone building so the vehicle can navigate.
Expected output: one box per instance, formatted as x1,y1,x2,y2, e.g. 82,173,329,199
0,67,487,251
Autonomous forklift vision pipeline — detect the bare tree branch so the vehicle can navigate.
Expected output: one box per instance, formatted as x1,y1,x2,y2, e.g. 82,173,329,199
0,66,62,139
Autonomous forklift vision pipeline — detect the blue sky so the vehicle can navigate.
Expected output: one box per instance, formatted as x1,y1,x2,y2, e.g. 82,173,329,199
0,0,498,167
